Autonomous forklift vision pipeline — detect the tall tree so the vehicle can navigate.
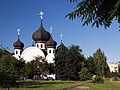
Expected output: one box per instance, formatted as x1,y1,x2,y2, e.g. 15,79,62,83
66,45,86,80
92,48,109,77
54,43,68,80
67,0,120,29
86,56,96,75
0,49,25,90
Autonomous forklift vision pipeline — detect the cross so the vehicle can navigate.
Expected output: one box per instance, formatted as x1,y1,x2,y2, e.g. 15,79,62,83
17,29,20,36
60,34,63,41
39,11,44,20
50,27,53,34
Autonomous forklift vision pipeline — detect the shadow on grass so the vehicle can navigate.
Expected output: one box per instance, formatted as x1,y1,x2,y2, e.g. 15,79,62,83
18,80,74,88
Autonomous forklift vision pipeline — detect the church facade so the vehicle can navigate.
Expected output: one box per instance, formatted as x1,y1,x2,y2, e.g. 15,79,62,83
13,12,57,63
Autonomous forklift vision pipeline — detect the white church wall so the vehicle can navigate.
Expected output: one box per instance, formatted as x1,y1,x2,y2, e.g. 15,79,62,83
47,48,55,55
36,43,46,49
46,54,55,63
14,49,22,56
21,47,45,62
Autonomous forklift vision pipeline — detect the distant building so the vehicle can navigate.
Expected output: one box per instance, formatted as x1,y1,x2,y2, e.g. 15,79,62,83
108,62,119,72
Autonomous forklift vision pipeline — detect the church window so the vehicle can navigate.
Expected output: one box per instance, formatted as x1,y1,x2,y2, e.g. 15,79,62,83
37,44,39,48
49,50,51,53
41,44,43,48
53,50,55,53
20,51,22,54
16,51,18,54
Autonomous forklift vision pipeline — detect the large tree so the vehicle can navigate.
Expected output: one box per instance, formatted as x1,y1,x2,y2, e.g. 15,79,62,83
67,0,120,29
54,43,68,80
66,45,86,80
0,48,25,90
86,56,96,75
92,48,109,77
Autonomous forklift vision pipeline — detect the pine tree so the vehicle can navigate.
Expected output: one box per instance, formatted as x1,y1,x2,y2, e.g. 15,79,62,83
87,56,96,75
54,43,68,80
93,48,109,77
66,45,86,80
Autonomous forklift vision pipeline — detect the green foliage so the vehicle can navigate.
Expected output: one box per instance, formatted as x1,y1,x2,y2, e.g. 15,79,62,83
66,45,86,80
0,48,26,89
55,43,68,80
67,0,120,29
47,63,55,74
86,56,96,75
110,72,120,81
93,48,109,77
55,44,86,80
0,53,18,88
79,67,92,81
24,56,48,79
92,76,104,83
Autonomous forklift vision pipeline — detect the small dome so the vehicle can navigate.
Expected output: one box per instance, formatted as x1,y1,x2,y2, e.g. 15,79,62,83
32,22,50,42
13,38,24,49
46,36,57,48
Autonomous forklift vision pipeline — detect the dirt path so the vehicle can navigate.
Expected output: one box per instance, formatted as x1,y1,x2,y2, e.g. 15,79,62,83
67,86,89,90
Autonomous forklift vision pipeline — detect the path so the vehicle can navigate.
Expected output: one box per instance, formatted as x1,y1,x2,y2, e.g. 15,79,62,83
67,86,89,90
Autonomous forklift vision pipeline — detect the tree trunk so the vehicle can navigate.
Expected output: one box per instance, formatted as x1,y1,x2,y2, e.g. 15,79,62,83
8,87,10,90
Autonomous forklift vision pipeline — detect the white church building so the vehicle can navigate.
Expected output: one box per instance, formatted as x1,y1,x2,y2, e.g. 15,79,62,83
13,11,57,63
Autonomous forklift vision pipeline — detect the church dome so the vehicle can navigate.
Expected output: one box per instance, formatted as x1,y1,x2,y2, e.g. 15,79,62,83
32,22,50,43
46,36,57,48
13,38,24,49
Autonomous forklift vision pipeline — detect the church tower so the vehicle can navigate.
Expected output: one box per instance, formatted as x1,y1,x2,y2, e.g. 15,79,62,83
46,28,57,55
13,29,24,58
46,27,57,63
32,11,50,50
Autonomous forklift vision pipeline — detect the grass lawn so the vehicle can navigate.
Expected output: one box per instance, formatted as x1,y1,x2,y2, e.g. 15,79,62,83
0,80,84,90
88,81,120,90
1,80,120,90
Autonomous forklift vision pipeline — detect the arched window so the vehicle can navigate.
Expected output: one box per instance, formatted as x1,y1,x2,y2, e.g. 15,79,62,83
53,50,55,53
16,51,18,54
37,44,39,48
41,44,43,48
20,51,22,54
49,50,51,53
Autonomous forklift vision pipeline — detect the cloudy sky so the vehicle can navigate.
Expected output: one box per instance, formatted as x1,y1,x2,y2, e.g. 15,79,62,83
0,0,120,63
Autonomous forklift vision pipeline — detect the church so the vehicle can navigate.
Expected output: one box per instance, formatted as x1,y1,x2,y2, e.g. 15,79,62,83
13,11,57,63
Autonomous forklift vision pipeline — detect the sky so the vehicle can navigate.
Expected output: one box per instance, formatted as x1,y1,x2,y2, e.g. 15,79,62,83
0,0,120,63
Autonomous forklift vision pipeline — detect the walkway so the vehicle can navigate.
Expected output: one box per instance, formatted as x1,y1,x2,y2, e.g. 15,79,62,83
67,86,89,90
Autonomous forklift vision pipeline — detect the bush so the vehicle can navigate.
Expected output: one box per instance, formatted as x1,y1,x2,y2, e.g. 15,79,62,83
92,76,104,83
79,67,92,81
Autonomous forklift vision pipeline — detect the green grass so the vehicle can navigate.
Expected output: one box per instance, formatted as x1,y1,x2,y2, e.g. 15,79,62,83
88,81,120,90
1,80,120,90
16,80,83,90
0,80,84,90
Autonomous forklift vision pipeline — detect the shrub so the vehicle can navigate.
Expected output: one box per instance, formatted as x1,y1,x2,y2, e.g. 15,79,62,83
92,76,104,83
79,67,92,81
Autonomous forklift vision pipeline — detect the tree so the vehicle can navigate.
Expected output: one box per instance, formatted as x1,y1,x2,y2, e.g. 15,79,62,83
24,56,48,79
0,49,25,90
54,43,68,80
66,45,86,80
79,67,92,81
47,63,55,74
86,56,96,75
92,48,109,77
67,0,120,29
